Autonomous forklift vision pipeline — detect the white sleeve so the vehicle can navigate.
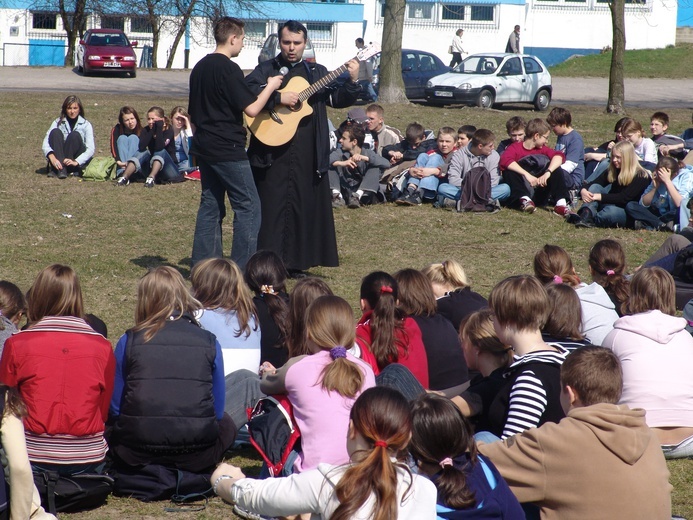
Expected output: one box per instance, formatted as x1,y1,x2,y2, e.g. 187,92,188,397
41,119,60,158
232,469,332,517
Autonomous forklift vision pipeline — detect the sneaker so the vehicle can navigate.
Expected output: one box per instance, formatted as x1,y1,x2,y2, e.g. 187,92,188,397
396,192,422,206
566,212,582,225
332,193,345,208
57,170,67,179
634,220,650,231
115,177,130,186
485,200,502,214
232,504,277,520
47,170,58,178
347,194,361,209
441,197,457,210
575,219,595,229
521,199,536,213
144,177,155,188
553,205,572,218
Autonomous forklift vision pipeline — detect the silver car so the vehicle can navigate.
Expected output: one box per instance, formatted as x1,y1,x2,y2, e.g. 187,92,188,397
425,53,552,110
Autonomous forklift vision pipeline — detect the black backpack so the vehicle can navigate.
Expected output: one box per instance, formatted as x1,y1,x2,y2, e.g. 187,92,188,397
457,165,492,212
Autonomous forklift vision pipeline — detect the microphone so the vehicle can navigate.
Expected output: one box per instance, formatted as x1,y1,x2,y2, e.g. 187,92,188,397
269,67,291,124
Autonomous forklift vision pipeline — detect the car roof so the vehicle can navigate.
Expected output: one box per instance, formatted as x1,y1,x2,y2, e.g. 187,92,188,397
88,28,126,34
468,52,540,59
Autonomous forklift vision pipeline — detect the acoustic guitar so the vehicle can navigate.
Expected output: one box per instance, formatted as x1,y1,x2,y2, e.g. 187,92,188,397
245,44,380,147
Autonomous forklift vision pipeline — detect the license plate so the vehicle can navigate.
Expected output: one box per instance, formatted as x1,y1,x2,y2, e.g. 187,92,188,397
104,62,121,68
434,90,453,97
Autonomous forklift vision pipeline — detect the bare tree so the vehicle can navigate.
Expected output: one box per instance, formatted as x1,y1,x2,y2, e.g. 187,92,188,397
54,0,88,66
164,0,197,68
378,0,408,103
606,0,626,113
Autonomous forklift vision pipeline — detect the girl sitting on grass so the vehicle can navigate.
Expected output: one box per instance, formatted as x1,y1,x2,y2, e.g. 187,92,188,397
0,281,26,355
211,386,437,519
588,239,630,316
410,393,524,519
110,106,142,175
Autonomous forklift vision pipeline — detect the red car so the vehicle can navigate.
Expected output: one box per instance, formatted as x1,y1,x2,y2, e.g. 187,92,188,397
76,29,138,77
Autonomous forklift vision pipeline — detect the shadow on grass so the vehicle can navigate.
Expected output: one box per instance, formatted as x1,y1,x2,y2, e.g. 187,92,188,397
130,255,191,278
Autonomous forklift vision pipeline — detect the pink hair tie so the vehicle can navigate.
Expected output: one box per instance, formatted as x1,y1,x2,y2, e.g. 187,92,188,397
439,457,453,469
553,275,563,284
606,270,615,276
380,285,393,294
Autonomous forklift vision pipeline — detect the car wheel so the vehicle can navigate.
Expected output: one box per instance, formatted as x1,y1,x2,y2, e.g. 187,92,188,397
129,69,137,78
534,88,551,111
477,89,494,109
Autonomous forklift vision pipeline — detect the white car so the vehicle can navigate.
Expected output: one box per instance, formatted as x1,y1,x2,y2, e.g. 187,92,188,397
425,53,552,110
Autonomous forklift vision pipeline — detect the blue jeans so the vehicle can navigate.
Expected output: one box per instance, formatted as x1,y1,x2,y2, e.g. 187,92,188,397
150,150,181,182
192,158,261,270
625,201,676,229
375,364,425,402
116,134,139,175
583,184,628,228
438,182,511,202
405,153,446,199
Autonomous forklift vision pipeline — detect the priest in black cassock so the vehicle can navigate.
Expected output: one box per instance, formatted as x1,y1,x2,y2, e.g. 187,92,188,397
245,20,360,276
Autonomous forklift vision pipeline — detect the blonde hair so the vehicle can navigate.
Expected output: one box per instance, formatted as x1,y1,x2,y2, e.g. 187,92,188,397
624,267,676,316
608,140,650,185
305,296,364,398
191,258,258,338
488,275,550,332
533,244,580,288
460,309,512,367
422,260,468,290
27,264,84,322
133,266,202,342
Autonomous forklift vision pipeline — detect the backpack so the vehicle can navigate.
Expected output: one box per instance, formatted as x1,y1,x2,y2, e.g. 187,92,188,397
457,165,492,212
82,157,117,181
247,396,301,477
33,471,113,515
112,463,213,504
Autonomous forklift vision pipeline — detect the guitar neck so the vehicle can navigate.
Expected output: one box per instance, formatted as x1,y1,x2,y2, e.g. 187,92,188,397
298,62,350,102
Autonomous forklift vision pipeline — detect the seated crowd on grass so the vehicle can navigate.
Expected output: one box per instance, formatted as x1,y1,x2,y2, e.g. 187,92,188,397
1,236,690,518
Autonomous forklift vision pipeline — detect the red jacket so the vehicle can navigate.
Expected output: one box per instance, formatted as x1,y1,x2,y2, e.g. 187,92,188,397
0,316,115,436
355,311,430,388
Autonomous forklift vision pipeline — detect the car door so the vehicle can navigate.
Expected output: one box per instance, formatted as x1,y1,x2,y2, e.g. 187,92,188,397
494,56,526,102
522,56,547,99
418,52,441,97
401,51,421,98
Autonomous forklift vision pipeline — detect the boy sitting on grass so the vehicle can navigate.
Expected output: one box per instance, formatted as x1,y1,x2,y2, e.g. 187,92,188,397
547,107,584,196
396,127,457,206
654,111,693,163
328,124,391,208
496,116,525,155
456,125,476,150
479,346,672,520
499,118,569,215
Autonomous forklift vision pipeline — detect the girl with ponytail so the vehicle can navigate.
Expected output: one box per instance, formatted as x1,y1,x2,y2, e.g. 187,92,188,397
211,387,437,519
588,239,630,316
259,295,376,473
355,272,429,388
410,393,523,519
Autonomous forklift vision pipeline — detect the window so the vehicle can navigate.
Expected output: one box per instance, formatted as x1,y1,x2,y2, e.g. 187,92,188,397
402,52,419,71
32,11,57,30
306,22,333,42
101,15,125,30
244,21,267,41
500,57,522,75
470,5,494,20
523,57,543,74
130,16,153,33
441,4,465,20
596,0,645,3
408,2,433,18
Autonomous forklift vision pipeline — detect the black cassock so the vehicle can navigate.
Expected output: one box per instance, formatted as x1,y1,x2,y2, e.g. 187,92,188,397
246,57,360,271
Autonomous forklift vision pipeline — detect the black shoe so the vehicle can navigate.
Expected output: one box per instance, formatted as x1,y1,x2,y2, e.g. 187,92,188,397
47,170,58,178
347,194,361,209
57,170,67,179
575,220,595,228
566,212,582,225
396,192,422,206
288,269,308,279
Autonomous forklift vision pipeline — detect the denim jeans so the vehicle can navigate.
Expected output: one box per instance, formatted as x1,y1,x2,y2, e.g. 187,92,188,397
583,184,628,228
224,369,265,431
191,158,261,270
405,153,446,199
661,434,693,459
375,364,426,402
116,134,139,175
625,201,676,229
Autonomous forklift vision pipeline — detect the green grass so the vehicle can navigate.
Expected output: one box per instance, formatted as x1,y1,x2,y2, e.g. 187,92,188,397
2,91,693,518
550,43,693,78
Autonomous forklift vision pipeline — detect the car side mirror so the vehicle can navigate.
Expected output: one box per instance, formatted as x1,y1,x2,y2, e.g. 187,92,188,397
402,65,413,72
79,39,85,45
131,41,138,47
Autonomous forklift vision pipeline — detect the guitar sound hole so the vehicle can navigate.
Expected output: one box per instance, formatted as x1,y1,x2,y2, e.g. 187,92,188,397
289,101,303,112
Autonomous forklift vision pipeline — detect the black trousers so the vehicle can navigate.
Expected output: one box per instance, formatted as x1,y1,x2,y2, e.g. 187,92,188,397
503,167,569,208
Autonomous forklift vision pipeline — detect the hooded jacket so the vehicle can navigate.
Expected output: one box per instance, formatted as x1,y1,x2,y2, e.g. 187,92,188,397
574,282,618,346
447,145,501,188
602,310,693,428
479,403,672,519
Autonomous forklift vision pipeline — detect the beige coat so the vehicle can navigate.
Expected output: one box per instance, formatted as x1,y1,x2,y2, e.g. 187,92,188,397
479,403,672,520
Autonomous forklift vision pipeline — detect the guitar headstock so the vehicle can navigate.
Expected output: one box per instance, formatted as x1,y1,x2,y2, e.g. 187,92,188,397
355,43,381,62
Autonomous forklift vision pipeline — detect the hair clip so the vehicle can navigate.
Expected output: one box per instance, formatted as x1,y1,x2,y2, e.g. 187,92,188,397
553,275,563,284
606,269,615,276
380,285,393,294
439,457,453,468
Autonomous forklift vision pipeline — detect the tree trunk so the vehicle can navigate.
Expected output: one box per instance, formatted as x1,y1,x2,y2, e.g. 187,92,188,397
378,0,409,103
59,0,87,66
607,0,626,113
166,0,197,68
145,0,160,68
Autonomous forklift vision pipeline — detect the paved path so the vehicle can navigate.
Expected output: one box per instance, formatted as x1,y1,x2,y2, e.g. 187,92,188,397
0,66,690,107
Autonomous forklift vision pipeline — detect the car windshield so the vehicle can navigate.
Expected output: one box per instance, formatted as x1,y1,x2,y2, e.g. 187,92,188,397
453,56,502,74
89,33,128,46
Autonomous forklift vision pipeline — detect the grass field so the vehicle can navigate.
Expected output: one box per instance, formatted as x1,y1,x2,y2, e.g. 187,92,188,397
2,89,693,518
550,43,693,78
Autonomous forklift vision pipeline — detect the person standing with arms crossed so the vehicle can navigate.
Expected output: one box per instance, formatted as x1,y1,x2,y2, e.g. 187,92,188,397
245,21,361,277
189,17,283,270
505,25,521,54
